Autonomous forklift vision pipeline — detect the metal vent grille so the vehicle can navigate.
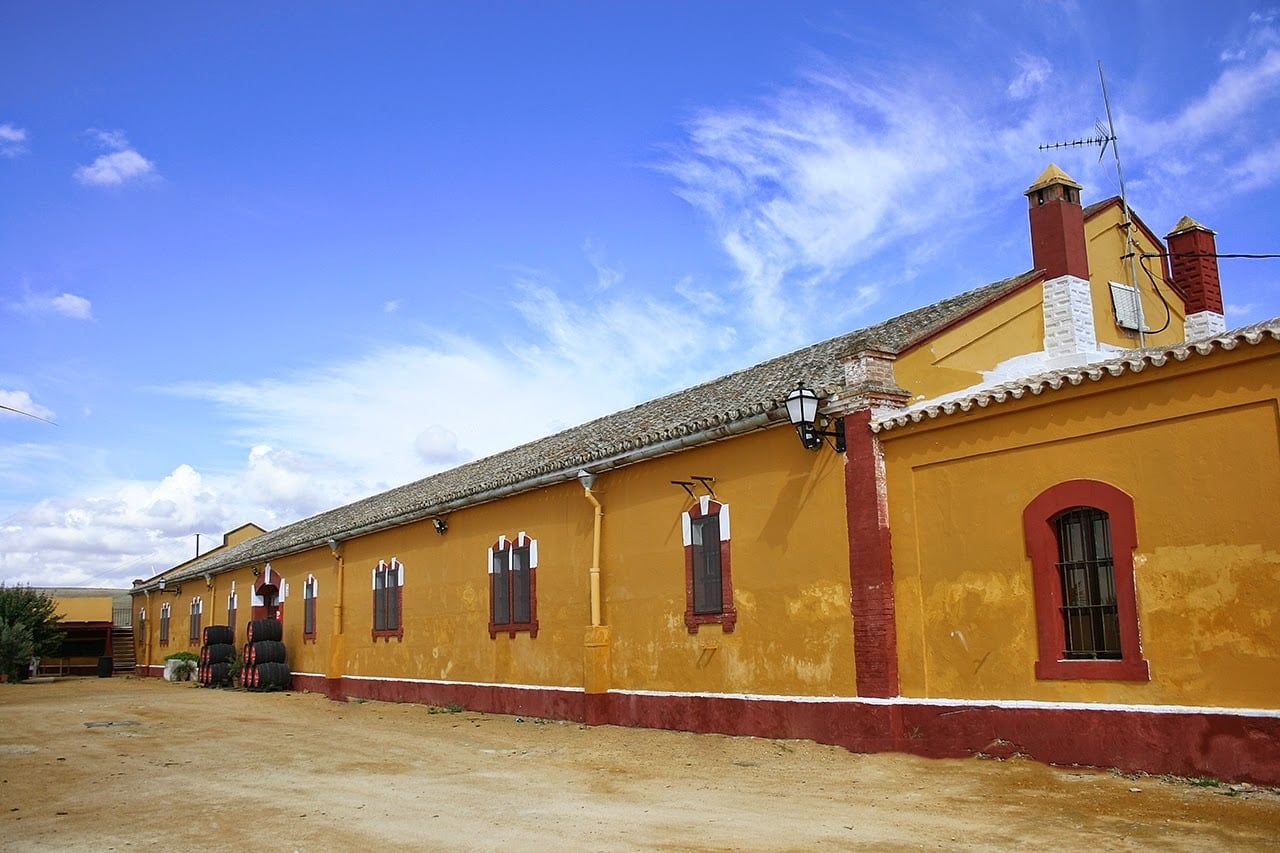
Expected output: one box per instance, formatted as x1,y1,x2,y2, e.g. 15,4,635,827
1109,281,1147,331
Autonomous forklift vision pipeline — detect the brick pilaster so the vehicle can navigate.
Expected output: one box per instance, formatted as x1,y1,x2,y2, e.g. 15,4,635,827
843,408,899,698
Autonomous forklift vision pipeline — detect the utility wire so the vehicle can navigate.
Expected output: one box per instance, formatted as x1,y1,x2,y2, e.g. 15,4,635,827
0,403,57,425
1141,252,1280,259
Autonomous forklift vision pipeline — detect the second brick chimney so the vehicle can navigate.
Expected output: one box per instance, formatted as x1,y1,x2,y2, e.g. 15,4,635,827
1166,216,1226,340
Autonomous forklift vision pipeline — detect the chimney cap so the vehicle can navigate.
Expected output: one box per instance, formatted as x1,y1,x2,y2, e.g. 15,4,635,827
1166,214,1216,239
1025,163,1083,196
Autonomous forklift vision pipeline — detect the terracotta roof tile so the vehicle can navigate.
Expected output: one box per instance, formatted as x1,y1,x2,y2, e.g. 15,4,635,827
872,317,1280,433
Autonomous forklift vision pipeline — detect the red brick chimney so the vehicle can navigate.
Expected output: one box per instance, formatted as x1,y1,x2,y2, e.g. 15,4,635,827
1166,216,1226,339
1025,164,1089,281
1027,165,1097,361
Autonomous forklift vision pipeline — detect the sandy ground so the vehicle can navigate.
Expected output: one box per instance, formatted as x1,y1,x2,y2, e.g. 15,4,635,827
1,677,1277,852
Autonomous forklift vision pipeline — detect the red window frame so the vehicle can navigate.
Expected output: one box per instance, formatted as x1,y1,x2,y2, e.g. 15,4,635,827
1023,479,1149,681
683,497,736,634
303,574,318,642
371,558,404,641
488,533,539,639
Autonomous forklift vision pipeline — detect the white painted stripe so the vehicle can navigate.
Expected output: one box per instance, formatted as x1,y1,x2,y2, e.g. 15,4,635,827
337,673,586,693
290,675,1280,718
609,688,1280,718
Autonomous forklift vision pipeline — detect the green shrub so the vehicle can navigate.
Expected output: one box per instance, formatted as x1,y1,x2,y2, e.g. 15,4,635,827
0,585,65,682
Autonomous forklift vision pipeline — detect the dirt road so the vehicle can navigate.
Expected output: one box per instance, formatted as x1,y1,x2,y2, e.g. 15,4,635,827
1,677,1277,851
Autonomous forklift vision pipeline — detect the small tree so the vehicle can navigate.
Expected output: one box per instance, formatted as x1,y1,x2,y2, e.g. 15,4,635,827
0,585,65,681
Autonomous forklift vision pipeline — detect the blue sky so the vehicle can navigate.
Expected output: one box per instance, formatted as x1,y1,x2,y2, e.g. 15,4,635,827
3,2,1278,588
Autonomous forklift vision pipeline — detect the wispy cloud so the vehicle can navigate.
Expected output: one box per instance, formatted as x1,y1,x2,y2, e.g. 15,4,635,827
167,278,716,497
1123,22,1280,219
1008,54,1052,99
12,291,95,320
583,238,624,291
0,123,27,157
0,390,55,423
657,63,1049,347
74,128,157,187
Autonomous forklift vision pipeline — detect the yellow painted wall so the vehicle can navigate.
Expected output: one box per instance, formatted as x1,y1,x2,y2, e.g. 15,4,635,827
223,523,267,547
895,285,1044,402
1084,203,1187,348
590,427,853,696
54,596,113,622
881,343,1280,708
140,424,857,698
307,425,853,697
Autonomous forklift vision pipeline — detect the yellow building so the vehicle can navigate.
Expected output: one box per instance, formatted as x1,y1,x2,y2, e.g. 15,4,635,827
30,588,132,676
133,166,1279,784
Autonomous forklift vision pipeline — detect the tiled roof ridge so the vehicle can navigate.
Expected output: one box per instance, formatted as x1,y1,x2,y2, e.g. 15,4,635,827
154,270,1039,585
873,317,1280,433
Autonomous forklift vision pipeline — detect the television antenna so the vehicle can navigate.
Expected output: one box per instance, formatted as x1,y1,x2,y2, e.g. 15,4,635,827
1039,61,1145,346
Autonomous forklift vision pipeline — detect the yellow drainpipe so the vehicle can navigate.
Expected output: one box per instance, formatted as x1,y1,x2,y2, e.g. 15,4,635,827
580,474,603,627
327,540,346,694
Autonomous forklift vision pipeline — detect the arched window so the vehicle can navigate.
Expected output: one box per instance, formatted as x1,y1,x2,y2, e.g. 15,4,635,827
488,533,539,638
682,496,736,633
188,596,203,644
1023,480,1149,681
159,603,171,646
226,584,238,639
303,574,318,641
372,558,403,640
137,608,146,651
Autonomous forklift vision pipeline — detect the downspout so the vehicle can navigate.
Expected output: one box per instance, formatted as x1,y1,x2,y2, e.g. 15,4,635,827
142,589,151,673
327,539,346,700
579,471,603,626
578,470,611,724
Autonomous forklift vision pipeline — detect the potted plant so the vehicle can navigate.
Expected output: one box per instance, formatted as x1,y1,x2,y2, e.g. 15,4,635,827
164,651,197,682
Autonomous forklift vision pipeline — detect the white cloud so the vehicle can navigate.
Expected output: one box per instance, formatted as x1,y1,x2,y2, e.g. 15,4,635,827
1008,54,1052,99
74,128,156,187
0,448,355,588
51,293,94,320
383,299,401,313
11,291,94,320
0,123,27,157
75,149,156,187
0,390,55,424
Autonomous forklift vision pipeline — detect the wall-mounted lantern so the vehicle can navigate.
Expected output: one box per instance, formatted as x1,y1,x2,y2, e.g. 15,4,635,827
432,517,448,535
784,382,845,453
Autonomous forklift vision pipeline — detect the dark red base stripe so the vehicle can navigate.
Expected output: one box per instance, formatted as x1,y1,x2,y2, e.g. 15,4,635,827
269,675,1280,787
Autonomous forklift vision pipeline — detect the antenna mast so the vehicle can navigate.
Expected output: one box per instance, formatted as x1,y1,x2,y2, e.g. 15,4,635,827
1039,61,1146,346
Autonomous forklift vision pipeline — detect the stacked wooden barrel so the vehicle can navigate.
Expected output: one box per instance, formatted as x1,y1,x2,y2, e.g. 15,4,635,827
242,619,290,690
197,625,236,686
